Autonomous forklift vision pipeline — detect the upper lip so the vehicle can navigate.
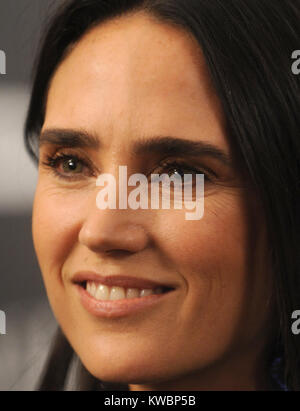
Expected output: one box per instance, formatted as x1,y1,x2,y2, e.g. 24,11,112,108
72,271,176,290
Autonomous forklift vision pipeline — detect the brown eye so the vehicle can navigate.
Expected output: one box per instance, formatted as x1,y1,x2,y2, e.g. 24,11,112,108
155,160,212,183
42,152,93,181
61,157,84,174
166,166,194,179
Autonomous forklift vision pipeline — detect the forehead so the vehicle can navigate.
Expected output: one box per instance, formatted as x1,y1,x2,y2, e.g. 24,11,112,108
44,12,227,151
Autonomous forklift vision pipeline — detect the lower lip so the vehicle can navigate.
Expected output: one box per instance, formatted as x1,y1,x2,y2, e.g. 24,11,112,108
75,284,173,318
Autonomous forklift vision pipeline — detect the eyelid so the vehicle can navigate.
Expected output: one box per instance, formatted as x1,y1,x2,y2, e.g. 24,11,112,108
41,146,94,162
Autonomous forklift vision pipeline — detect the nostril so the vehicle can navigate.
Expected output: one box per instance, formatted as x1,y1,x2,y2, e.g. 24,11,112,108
105,249,134,258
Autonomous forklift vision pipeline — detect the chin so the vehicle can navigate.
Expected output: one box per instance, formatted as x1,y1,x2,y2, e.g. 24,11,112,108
85,361,163,385
78,347,174,386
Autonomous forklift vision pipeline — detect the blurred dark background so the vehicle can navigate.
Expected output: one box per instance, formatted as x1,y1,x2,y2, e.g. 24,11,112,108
0,0,60,390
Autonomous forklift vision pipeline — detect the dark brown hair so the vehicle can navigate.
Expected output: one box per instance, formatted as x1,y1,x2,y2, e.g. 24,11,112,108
25,0,300,390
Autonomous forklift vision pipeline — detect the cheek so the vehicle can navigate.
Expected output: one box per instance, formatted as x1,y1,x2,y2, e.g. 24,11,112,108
153,193,254,330
156,193,250,279
32,181,93,331
32,182,86,284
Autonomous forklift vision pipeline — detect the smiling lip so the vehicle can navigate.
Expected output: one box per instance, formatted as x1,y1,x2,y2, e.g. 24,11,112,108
72,271,176,318
72,271,175,289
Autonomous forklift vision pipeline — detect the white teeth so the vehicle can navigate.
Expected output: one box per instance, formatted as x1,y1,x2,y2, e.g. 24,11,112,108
110,286,126,300
126,288,140,299
91,282,97,296
96,284,110,300
85,281,165,301
140,289,153,297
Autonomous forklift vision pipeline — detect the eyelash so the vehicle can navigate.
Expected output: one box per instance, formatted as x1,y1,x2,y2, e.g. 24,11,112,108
155,159,213,182
42,152,95,180
41,152,213,182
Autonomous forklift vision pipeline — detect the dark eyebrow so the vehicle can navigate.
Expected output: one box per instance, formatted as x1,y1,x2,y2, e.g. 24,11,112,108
39,128,100,150
133,136,232,167
39,128,232,167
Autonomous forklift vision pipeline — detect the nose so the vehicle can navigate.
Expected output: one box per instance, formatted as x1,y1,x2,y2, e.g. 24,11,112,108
78,206,150,255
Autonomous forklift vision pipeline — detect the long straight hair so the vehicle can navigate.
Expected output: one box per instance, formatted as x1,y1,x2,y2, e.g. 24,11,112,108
25,0,300,390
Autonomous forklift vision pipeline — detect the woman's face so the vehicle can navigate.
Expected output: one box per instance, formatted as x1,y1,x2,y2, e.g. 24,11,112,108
33,13,274,390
